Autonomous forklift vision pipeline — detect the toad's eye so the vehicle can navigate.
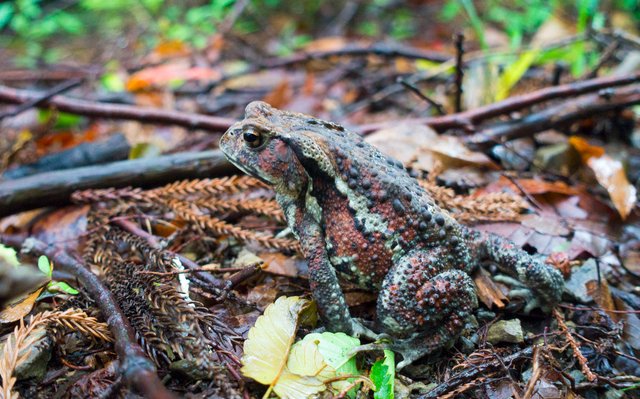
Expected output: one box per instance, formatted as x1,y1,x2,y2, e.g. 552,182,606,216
243,128,263,148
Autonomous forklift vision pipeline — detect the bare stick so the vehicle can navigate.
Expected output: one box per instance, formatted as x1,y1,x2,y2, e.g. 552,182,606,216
0,234,177,399
453,33,465,113
358,72,640,134
0,150,236,217
0,85,236,132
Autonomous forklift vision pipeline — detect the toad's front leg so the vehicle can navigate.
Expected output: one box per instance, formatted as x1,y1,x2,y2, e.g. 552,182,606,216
289,204,378,339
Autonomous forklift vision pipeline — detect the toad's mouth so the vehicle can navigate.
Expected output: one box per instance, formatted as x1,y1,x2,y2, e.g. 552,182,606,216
221,151,273,186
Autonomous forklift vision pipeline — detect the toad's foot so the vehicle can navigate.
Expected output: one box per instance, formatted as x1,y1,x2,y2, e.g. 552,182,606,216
345,318,381,341
494,275,550,313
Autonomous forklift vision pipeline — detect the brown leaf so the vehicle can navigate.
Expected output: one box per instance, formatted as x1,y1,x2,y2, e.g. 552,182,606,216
473,267,507,309
586,279,617,322
263,80,293,109
126,63,221,91
0,287,44,324
365,123,438,165
569,136,636,219
259,252,303,278
613,296,640,350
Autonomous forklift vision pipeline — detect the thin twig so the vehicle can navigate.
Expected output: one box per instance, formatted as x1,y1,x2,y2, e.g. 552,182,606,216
398,78,446,115
0,78,83,120
418,346,534,399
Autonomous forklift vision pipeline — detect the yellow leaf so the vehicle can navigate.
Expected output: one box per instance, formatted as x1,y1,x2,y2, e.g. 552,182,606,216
273,370,326,399
288,334,334,380
495,49,540,101
241,296,314,398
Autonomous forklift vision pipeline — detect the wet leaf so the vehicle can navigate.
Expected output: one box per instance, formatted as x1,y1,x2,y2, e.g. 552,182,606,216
473,267,508,309
37,256,51,278
241,296,316,397
586,279,617,322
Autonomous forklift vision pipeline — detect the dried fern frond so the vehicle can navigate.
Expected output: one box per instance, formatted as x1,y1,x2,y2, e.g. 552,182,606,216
152,176,266,198
72,187,147,203
166,199,299,251
418,179,529,222
0,309,112,399
193,198,284,222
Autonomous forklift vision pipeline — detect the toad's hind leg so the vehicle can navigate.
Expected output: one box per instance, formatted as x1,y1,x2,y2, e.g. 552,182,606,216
377,248,478,367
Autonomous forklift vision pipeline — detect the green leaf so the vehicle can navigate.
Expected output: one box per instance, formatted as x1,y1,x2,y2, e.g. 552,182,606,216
315,332,360,373
48,281,79,295
38,255,52,277
371,350,395,399
495,48,540,101
38,110,83,129
129,142,162,159
0,3,14,30
100,72,125,92
0,244,20,267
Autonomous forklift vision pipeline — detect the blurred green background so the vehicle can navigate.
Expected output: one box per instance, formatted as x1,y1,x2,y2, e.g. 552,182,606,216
1,0,638,69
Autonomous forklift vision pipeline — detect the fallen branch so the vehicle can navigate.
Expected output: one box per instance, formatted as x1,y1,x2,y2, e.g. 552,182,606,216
0,235,177,399
0,150,236,217
260,42,451,68
0,78,82,120
2,133,130,180
0,85,236,132
465,83,640,149
359,72,640,134
418,346,533,399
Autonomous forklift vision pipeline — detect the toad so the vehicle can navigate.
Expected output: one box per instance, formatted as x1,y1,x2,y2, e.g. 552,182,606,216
220,102,564,367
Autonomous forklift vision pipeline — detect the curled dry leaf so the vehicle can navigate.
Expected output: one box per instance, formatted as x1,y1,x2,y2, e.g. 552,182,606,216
569,136,637,220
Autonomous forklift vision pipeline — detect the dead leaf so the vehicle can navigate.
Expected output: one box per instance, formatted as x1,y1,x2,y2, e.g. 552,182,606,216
263,80,293,109
0,287,44,324
473,267,508,309
531,15,575,46
586,279,618,322
428,135,500,170
613,296,640,350
568,137,636,219
586,155,636,220
366,122,438,165
126,63,221,91
259,252,304,277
